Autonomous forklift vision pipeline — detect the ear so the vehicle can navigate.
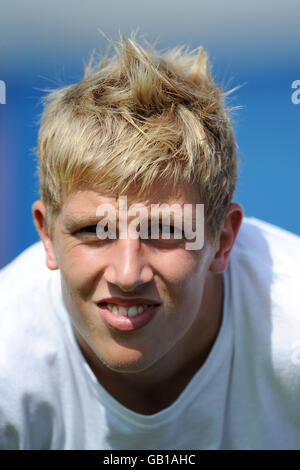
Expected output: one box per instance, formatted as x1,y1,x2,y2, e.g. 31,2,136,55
209,202,243,274
32,200,59,270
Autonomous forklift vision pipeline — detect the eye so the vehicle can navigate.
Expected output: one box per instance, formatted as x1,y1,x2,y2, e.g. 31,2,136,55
143,223,185,247
76,223,117,243
78,224,98,234
158,224,184,238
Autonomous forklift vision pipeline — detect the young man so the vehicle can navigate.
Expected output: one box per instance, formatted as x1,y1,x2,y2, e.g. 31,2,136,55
1,36,300,450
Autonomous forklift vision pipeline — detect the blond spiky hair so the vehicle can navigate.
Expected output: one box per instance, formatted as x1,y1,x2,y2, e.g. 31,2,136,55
37,34,238,240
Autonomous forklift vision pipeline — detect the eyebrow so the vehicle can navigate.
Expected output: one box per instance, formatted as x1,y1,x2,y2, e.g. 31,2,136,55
64,214,198,233
63,214,105,232
63,205,200,232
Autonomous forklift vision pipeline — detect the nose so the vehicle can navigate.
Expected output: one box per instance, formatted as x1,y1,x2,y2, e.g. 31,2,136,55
103,238,154,292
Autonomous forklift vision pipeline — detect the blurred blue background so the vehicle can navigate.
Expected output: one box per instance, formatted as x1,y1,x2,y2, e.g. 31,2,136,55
1,0,300,268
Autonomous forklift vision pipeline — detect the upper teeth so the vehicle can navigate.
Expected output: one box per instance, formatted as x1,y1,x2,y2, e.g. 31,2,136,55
107,304,150,317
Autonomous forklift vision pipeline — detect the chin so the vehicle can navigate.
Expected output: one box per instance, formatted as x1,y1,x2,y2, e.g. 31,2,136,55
95,343,158,375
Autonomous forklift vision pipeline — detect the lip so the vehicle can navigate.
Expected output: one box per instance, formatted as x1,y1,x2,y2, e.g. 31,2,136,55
99,297,161,307
97,301,160,332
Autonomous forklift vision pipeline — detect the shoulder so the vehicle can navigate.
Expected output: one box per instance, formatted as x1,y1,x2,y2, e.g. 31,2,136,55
0,243,69,449
233,216,300,276
231,216,300,312
230,216,300,314
0,241,60,351
228,217,300,386
0,241,47,294
0,242,65,393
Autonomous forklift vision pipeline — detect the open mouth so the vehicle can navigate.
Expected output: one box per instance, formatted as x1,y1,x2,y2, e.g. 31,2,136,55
98,302,160,318
97,301,161,332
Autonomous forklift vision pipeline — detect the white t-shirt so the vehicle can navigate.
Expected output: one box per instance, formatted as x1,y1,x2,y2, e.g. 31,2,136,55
0,217,300,450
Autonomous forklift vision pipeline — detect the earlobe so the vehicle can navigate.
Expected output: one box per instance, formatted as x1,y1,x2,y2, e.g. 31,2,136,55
32,200,59,270
209,203,243,274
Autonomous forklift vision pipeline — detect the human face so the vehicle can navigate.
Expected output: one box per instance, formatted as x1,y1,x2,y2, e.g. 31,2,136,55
46,181,219,376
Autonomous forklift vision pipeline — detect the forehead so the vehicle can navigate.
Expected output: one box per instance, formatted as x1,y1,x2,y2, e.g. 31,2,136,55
61,180,201,217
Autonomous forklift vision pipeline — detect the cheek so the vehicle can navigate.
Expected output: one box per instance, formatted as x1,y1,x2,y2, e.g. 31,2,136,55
59,245,106,299
161,248,208,283
155,252,208,306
